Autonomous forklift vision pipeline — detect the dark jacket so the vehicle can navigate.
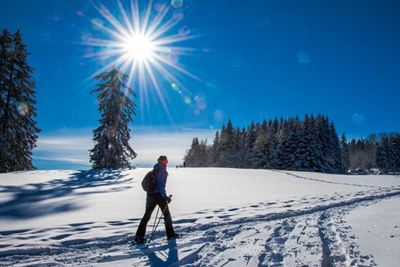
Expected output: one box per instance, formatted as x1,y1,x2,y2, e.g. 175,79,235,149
151,163,168,198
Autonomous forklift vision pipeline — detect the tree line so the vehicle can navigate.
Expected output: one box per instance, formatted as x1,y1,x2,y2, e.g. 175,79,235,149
0,28,137,172
184,116,400,174
348,133,400,173
184,115,343,173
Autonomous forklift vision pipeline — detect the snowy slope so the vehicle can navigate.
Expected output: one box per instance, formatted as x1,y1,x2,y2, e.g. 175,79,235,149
1,168,400,266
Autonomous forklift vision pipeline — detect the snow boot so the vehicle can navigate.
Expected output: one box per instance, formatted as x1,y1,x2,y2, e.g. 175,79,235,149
134,236,147,244
167,233,180,240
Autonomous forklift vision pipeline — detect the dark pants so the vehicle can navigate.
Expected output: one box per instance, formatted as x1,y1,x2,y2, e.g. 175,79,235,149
136,193,175,238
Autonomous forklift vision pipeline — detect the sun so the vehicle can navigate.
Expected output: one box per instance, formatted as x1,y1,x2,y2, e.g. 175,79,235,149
122,33,155,62
83,0,201,122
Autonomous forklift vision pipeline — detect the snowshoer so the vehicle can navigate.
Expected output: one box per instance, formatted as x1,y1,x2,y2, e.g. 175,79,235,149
135,155,180,243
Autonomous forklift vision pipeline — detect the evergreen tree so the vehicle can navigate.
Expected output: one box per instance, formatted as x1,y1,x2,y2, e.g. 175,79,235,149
297,114,323,172
330,122,342,173
230,127,246,168
206,131,220,166
388,134,400,172
244,122,257,167
376,135,390,173
251,120,268,168
262,123,279,169
0,29,12,111
184,137,208,167
216,124,228,166
393,134,400,172
0,30,40,172
279,118,300,170
89,66,137,169
316,115,334,172
340,133,350,172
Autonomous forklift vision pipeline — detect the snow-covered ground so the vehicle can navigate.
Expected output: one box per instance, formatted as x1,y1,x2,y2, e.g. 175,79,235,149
1,168,399,266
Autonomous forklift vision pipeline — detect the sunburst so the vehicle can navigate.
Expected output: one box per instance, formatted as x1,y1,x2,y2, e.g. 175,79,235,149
83,0,200,122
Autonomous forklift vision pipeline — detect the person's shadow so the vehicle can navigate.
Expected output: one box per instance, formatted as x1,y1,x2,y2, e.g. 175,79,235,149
140,240,180,266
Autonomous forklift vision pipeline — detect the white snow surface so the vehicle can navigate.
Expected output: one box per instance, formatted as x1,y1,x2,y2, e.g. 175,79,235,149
0,168,400,266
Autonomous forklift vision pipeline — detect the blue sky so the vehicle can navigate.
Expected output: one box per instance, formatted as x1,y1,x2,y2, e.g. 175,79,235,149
1,0,400,169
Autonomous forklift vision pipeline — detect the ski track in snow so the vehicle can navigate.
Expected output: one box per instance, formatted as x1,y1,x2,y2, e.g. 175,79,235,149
1,172,400,266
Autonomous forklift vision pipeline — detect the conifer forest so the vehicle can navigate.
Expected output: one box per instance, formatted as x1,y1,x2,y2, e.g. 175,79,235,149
184,115,400,174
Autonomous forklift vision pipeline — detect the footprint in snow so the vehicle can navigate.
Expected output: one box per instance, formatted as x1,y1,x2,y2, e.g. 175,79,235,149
50,234,71,240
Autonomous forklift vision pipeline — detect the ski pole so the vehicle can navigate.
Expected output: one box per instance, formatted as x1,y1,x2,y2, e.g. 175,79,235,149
149,207,160,240
147,195,172,247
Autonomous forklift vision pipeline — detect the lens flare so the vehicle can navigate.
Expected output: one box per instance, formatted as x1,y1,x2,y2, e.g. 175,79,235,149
179,26,190,36
352,113,364,124
214,110,224,122
173,10,184,20
17,102,29,116
84,0,201,123
195,97,207,110
183,96,191,104
298,51,310,66
171,0,183,8
91,18,103,30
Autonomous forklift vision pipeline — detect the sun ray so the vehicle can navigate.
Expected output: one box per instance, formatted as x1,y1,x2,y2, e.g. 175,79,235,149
141,0,153,36
148,17,182,41
117,0,135,36
149,58,193,101
154,34,198,46
84,0,201,124
131,0,141,35
145,5,171,39
91,4,129,40
143,59,173,122
152,53,201,81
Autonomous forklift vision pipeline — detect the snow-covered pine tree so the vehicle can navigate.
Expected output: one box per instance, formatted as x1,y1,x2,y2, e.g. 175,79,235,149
0,30,40,172
278,118,301,171
330,122,342,173
235,127,248,168
289,116,303,171
89,66,137,169
272,117,279,134
340,133,350,172
0,30,12,130
206,131,220,167
230,127,246,168
222,120,239,167
263,122,279,169
184,137,208,167
388,133,400,172
395,133,400,172
216,124,227,166
393,133,400,172
376,134,390,173
184,137,198,167
297,114,323,172
316,115,334,173
244,122,257,167
250,119,268,168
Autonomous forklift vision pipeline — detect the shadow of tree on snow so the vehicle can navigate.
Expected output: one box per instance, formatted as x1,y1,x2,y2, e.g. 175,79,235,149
0,169,132,219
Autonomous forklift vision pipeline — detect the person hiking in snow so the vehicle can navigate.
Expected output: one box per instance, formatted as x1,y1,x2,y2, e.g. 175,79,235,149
135,155,180,243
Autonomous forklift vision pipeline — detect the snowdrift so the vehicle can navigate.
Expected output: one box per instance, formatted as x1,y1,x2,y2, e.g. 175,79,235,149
1,168,399,266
